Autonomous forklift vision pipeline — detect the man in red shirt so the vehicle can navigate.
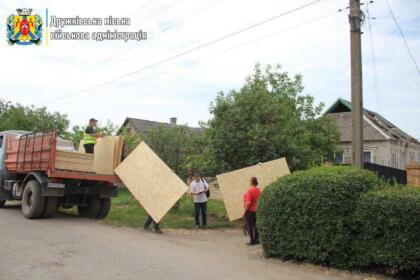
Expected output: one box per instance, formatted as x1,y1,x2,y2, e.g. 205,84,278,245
243,177,261,245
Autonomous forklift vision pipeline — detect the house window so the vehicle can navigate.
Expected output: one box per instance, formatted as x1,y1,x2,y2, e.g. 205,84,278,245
334,152,344,164
409,152,416,161
363,151,372,163
0,135,3,149
391,152,398,168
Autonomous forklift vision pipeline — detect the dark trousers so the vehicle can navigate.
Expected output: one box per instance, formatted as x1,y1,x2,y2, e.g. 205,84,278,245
84,143,95,154
245,211,259,244
144,215,160,230
194,202,207,226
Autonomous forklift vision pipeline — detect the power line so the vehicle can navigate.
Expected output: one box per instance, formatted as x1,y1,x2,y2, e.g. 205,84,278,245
61,9,343,104
28,0,224,96
43,0,324,105
384,0,419,75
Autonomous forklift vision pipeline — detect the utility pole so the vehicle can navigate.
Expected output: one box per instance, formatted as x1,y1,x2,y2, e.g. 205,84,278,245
349,0,364,168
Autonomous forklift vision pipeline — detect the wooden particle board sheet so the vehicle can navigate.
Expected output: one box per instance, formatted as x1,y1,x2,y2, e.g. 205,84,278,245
77,140,85,153
115,142,188,223
55,150,94,172
113,136,124,169
216,158,290,221
93,136,123,175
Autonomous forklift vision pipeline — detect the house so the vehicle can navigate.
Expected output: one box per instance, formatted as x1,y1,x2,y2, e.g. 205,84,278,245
325,98,420,170
119,117,204,135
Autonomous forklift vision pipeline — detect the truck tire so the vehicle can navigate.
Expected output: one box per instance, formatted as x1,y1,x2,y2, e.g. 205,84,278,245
78,197,101,218
0,200,5,208
41,197,58,218
96,198,111,219
22,180,45,219
77,205,89,217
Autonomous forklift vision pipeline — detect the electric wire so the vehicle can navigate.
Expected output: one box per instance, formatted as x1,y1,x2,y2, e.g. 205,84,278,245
28,0,224,96
384,0,419,75
43,0,325,105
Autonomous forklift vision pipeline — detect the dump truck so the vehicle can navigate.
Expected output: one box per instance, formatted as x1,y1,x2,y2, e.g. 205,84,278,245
0,130,119,219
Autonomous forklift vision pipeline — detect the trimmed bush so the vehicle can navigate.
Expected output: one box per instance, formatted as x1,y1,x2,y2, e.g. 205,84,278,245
257,166,379,267
352,187,420,274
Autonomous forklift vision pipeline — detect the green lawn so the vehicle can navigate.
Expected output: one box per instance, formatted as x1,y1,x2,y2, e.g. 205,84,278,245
102,189,235,229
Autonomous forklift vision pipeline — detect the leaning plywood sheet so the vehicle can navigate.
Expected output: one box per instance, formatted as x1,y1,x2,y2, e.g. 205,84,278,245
217,158,290,221
115,142,188,223
94,137,116,175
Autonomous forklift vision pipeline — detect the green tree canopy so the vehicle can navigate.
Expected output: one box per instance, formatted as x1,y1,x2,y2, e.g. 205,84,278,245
140,125,215,179
207,64,339,171
0,101,70,137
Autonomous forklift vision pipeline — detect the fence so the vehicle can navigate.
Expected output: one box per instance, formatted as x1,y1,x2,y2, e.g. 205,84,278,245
363,162,407,185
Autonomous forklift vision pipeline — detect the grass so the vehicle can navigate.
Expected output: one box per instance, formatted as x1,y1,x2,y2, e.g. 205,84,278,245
102,189,235,229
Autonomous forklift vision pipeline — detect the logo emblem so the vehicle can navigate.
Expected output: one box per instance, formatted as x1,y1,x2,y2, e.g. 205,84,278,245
7,9,43,45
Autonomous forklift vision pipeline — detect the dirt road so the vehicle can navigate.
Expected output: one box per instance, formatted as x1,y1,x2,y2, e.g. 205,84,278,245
0,205,385,280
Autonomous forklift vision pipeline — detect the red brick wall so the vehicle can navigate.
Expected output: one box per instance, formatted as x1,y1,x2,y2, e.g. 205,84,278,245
407,161,420,187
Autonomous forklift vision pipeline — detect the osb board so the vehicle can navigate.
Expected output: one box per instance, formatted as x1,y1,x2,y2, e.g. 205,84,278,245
77,140,85,153
115,142,188,223
216,158,290,221
55,150,94,172
113,136,124,168
94,137,117,175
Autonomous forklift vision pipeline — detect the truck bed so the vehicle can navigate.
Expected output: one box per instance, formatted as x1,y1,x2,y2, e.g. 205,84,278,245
5,131,119,183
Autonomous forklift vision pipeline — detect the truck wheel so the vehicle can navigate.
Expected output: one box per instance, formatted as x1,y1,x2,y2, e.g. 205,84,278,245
78,197,101,218
77,205,89,217
41,197,58,218
0,200,5,208
96,198,111,219
22,180,45,219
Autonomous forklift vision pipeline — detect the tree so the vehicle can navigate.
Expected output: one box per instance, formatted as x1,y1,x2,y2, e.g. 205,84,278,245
0,101,70,137
207,64,339,171
137,125,215,179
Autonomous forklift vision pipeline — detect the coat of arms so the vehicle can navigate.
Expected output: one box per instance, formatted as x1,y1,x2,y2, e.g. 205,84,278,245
7,9,43,45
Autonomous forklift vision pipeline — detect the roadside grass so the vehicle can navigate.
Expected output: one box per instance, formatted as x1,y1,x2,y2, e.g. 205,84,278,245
102,189,235,229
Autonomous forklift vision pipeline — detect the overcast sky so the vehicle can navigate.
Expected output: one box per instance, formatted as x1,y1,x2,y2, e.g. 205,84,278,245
0,0,419,138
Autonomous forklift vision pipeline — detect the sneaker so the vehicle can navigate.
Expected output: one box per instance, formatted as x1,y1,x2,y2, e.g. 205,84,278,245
144,226,151,231
154,229,163,234
203,225,208,229
195,225,200,229
246,242,256,246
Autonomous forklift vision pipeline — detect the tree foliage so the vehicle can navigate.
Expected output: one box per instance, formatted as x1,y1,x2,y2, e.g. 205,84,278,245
0,101,70,137
207,64,339,171
140,125,215,179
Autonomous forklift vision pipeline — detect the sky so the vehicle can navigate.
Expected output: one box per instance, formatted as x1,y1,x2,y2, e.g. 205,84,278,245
0,0,419,138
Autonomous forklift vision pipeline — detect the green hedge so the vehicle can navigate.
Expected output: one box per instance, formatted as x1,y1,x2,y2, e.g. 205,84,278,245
257,166,379,267
352,187,420,274
257,166,420,275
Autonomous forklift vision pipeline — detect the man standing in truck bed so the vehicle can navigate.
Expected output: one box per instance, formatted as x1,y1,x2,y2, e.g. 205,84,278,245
83,118,102,154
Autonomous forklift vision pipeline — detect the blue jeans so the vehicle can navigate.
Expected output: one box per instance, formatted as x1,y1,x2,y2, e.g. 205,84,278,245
194,202,207,226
